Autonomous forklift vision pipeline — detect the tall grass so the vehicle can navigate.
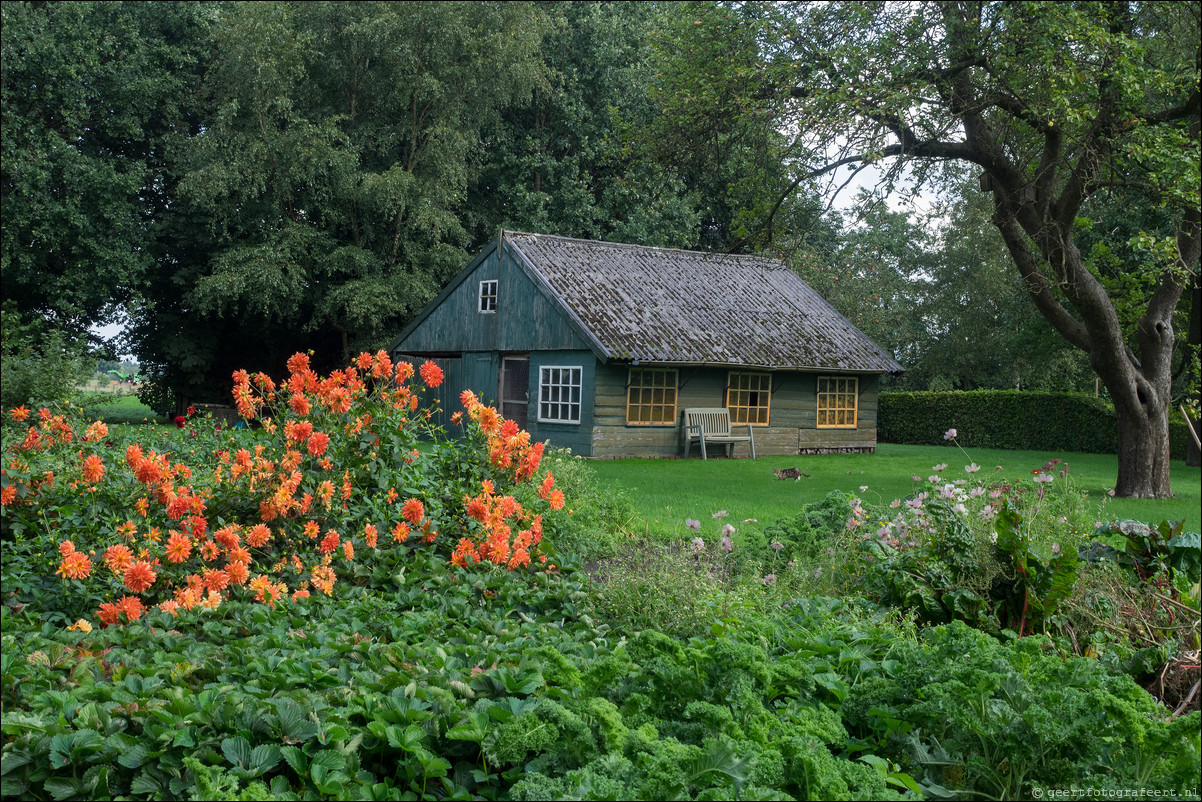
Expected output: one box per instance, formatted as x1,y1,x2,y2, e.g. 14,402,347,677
588,443,1201,538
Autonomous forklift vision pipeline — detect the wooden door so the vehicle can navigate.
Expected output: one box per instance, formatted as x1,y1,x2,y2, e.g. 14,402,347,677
500,356,529,430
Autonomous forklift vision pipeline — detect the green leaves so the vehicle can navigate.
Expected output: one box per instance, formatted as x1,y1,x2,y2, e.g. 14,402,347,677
220,736,280,779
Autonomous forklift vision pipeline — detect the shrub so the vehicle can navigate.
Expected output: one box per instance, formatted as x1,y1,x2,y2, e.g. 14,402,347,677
536,448,636,562
842,621,1201,799
880,390,1192,459
833,453,1100,637
0,307,94,411
0,352,568,628
756,490,854,567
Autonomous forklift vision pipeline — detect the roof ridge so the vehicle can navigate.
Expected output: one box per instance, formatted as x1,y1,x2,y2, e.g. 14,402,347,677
502,229,790,268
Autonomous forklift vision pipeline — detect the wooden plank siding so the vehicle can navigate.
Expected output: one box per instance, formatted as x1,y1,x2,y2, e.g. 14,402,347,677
524,351,596,455
589,364,879,458
397,242,592,356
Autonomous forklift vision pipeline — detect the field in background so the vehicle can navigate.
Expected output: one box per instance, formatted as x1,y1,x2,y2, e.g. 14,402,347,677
588,443,1201,538
89,393,167,425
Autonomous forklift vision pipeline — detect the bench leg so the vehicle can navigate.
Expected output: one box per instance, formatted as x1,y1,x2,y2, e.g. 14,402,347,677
699,435,707,460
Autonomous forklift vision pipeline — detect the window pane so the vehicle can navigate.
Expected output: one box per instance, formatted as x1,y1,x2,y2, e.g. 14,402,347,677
538,365,582,423
726,372,770,426
816,376,857,428
627,368,677,424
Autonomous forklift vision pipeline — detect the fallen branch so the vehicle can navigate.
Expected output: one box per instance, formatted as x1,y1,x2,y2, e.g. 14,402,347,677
1171,679,1199,718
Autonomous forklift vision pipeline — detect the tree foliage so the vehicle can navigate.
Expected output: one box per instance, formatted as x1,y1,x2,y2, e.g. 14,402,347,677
0,1,206,338
666,0,1199,496
466,2,699,248
130,1,551,406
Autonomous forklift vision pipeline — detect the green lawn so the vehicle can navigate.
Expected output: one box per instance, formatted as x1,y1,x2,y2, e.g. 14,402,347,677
588,443,1201,538
88,393,167,425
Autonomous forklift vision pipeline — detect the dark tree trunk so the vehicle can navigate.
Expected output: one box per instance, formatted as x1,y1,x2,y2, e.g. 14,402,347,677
1113,387,1173,497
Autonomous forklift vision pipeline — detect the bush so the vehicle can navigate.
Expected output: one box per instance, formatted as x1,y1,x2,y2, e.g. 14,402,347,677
0,307,94,411
536,448,636,562
880,390,1192,459
0,351,567,627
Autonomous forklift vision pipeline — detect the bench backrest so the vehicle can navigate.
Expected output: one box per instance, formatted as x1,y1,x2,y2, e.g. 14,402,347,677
684,407,732,437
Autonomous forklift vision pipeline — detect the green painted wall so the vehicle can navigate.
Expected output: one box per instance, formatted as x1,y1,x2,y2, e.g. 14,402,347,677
397,241,591,355
524,351,596,455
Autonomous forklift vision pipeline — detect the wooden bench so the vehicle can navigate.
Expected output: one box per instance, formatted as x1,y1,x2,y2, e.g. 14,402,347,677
683,407,755,460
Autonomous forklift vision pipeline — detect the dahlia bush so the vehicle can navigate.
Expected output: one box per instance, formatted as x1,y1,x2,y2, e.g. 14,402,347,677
0,351,566,628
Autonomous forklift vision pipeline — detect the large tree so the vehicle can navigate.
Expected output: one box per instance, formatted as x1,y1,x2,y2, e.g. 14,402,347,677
132,1,551,406
683,1,1198,497
1,1,207,342
917,174,1096,392
466,2,700,249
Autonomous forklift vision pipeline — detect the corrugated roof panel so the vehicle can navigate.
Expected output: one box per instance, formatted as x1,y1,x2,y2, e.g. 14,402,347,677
505,232,903,373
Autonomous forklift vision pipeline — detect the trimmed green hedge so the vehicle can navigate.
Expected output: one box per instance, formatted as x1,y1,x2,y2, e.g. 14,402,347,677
879,390,1191,460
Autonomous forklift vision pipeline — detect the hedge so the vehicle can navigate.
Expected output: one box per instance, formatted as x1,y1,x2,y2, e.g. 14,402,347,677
879,390,1191,460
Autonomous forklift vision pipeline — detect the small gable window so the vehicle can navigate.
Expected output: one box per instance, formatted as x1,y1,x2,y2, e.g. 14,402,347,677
479,279,498,313
626,368,678,425
727,372,771,425
817,376,858,428
539,366,582,424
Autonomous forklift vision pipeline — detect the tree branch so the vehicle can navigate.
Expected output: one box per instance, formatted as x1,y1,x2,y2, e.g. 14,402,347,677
992,211,1092,352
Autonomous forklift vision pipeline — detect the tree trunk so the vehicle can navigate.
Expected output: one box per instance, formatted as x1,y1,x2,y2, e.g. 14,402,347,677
1113,390,1173,498
991,209,1181,498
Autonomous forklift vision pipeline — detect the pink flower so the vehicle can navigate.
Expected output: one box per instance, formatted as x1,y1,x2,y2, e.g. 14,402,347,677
944,428,957,440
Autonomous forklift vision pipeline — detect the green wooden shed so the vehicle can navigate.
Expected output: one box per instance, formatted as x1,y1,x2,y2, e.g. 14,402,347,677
389,231,903,457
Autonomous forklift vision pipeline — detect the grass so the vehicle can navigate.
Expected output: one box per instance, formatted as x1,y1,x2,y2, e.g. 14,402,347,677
588,442,1201,538
87,393,167,425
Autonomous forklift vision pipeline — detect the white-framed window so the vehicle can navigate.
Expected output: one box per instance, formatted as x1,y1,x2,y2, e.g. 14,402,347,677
817,376,858,428
727,371,771,425
538,366,582,424
626,368,678,425
478,279,498,313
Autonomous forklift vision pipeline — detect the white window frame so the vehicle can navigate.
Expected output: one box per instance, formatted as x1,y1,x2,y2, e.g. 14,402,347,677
478,279,498,313
538,365,582,424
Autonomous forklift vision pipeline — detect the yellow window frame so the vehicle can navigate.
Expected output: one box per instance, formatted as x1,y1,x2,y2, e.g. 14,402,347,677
626,368,678,425
817,376,858,428
726,371,771,425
